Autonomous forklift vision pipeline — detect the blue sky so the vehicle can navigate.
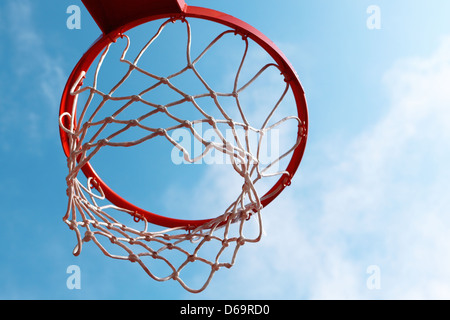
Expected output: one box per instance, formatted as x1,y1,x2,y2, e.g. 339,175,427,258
1,0,450,300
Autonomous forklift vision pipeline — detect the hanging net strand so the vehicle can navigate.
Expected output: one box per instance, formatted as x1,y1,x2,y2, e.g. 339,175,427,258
60,17,305,293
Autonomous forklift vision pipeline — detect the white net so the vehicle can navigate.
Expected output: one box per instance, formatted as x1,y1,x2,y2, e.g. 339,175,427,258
60,17,305,293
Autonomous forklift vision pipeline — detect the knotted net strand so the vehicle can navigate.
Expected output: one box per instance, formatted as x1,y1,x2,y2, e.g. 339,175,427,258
60,17,304,293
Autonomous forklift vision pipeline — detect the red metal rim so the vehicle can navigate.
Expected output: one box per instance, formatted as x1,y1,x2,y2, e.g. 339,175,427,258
59,5,308,229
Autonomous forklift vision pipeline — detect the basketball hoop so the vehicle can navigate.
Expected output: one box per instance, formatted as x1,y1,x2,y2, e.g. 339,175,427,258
60,0,308,293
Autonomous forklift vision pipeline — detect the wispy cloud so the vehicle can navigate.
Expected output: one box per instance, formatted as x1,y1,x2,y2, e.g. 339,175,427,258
0,0,65,152
196,35,450,299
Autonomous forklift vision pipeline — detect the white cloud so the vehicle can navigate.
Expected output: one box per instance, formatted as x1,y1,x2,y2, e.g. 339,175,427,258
0,0,65,150
197,35,450,299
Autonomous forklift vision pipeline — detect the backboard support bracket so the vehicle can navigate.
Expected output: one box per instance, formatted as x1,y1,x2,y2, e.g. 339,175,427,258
81,0,187,35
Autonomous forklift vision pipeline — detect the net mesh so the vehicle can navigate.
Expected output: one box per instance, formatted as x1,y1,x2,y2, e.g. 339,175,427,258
60,17,305,293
